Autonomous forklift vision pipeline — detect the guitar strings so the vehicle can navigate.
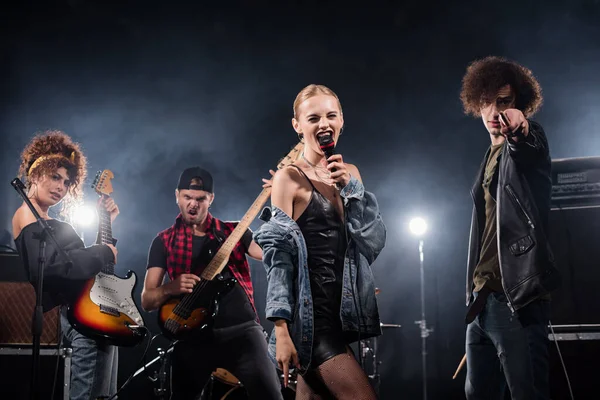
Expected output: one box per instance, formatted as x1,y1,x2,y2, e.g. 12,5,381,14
169,253,229,324
168,252,228,324
99,206,115,274
169,274,214,324
172,279,209,316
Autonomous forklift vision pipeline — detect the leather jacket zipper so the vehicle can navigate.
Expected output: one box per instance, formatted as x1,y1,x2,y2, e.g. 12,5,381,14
505,185,535,230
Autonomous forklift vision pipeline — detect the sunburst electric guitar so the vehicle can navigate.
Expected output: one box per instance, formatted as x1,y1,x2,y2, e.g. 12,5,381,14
158,141,304,341
67,170,146,346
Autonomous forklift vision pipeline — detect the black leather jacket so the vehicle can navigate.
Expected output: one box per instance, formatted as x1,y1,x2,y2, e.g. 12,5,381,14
466,121,561,312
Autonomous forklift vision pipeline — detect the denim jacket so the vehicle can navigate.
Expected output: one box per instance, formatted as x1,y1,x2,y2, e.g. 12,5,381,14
253,175,386,372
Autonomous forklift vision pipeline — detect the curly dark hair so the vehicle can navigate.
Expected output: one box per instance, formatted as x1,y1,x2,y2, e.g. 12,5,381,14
460,56,543,117
18,130,87,214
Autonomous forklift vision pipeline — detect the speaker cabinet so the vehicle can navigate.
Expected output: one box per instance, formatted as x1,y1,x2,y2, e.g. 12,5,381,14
547,206,600,326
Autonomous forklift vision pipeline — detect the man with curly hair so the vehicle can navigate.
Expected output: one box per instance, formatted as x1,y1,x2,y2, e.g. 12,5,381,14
12,130,120,400
460,56,561,400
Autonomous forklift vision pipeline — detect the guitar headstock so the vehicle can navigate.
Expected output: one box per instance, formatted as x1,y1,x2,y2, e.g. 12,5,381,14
92,170,115,197
276,141,305,170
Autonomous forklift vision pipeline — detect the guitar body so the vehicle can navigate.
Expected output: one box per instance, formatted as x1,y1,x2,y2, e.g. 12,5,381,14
68,270,146,347
158,275,237,341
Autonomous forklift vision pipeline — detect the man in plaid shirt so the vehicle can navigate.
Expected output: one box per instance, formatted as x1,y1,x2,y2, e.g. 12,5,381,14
141,167,283,400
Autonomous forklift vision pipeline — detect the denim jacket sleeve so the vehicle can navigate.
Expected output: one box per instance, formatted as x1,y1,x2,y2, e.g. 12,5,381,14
253,216,298,322
340,176,387,265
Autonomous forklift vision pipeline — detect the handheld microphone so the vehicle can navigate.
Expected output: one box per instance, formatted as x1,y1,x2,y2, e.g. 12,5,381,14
318,134,342,190
317,134,336,173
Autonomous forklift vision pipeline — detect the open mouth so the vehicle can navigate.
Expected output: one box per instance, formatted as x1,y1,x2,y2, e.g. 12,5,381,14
316,131,333,139
188,209,198,216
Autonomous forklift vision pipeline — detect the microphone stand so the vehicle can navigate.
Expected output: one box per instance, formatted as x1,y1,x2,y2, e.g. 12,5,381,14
360,337,380,396
126,340,177,399
11,178,73,400
414,239,433,400
153,347,169,399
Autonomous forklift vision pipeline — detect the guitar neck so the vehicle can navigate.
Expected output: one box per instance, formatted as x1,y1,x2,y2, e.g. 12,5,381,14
98,200,114,274
198,140,304,281
200,187,272,280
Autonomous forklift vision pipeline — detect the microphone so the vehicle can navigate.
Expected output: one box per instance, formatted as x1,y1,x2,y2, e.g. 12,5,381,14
318,134,342,190
317,134,336,173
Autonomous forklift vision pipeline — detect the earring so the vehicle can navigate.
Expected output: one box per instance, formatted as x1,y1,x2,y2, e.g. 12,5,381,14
297,133,304,141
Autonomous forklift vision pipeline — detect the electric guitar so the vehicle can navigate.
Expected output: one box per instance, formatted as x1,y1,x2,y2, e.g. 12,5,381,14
158,141,305,341
67,170,146,346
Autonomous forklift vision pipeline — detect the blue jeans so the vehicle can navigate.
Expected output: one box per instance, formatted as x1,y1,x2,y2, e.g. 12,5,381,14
60,308,118,400
465,292,550,400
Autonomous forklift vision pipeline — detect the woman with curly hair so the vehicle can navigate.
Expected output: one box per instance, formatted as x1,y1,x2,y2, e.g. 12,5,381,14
460,57,559,400
12,130,120,400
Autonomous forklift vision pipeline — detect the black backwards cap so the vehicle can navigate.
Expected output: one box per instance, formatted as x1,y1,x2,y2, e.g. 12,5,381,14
177,167,214,193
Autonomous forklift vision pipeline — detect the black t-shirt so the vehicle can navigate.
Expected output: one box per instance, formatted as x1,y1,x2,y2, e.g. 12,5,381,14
147,229,256,328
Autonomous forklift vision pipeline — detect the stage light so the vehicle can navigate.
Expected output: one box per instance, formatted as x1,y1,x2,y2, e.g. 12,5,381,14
409,217,427,236
73,205,96,227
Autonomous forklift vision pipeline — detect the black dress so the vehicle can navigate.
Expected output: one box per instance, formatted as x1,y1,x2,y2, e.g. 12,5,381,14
291,165,348,367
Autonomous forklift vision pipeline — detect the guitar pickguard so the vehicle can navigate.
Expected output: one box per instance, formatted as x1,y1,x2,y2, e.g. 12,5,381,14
89,272,144,327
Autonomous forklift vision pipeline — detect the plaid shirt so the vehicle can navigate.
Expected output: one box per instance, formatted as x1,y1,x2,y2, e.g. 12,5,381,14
157,212,257,316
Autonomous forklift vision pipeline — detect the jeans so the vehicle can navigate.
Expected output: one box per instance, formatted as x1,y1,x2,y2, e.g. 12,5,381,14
60,308,118,400
465,292,550,400
170,320,283,400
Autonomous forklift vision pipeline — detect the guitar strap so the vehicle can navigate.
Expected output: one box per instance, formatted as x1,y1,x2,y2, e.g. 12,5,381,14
212,218,226,245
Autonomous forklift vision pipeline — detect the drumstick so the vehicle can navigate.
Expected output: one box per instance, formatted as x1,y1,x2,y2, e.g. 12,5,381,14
220,387,238,400
452,354,467,379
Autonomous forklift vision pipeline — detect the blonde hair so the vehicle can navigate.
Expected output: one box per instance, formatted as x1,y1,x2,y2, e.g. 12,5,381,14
292,84,343,119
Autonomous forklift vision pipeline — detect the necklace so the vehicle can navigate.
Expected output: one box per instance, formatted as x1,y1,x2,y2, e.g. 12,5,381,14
301,153,334,186
302,153,324,169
